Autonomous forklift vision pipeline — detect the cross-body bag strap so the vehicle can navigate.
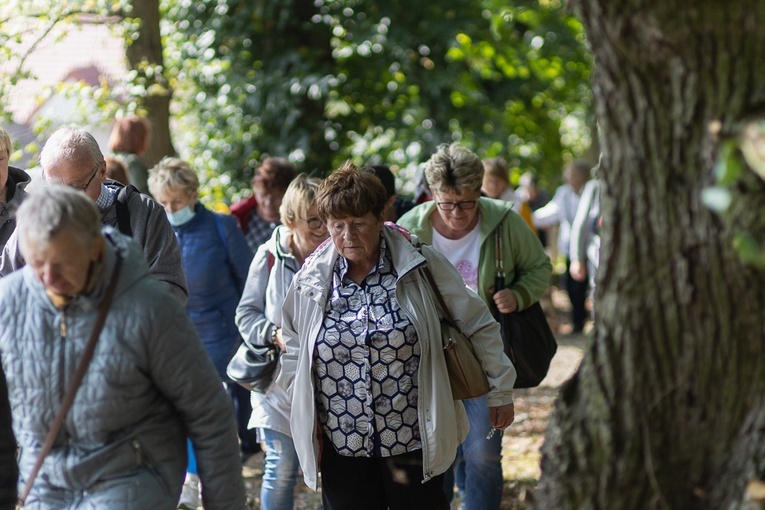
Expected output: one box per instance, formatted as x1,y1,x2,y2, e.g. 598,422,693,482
417,251,459,329
18,254,123,507
495,221,504,276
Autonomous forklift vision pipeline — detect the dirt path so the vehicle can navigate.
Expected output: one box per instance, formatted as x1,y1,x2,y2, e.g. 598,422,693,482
499,333,586,509
241,288,587,509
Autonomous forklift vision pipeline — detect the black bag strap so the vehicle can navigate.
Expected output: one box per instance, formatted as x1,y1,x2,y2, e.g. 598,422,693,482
114,183,138,237
18,254,123,506
495,222,505,280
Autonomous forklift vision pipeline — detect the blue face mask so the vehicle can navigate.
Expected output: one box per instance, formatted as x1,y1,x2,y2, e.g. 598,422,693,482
166,205,195,226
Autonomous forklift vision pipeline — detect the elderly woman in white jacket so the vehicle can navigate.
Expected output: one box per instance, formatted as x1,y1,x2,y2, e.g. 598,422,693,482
277,163,516,510
235,174,328,510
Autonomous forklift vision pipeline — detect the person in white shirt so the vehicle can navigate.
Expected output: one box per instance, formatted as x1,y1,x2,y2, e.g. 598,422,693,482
533,159,592,333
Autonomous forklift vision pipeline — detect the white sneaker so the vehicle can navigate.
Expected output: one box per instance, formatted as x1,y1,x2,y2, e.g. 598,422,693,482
178,473,200,510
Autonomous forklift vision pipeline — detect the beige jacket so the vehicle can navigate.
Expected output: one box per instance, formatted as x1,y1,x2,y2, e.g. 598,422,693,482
278,225,516,489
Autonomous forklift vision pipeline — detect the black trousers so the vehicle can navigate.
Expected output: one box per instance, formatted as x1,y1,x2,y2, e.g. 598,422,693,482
320,437,449,510
564,258,589,331
226,382,260,455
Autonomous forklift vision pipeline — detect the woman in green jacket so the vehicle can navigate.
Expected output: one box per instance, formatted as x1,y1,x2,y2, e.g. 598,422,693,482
397,143,552,510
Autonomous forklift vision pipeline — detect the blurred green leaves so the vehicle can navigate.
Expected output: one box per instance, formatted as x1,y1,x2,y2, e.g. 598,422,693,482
1,0,593,203
703,123,765,270
164,0,593,200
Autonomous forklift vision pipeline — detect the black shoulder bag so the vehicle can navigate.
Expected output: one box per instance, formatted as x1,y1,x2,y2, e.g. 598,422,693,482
495,223,557,388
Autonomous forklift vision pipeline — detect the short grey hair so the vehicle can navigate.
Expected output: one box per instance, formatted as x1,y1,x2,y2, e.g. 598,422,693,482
148,157,200,197
17,185,101,256
40,126,104,173
425,143,484,194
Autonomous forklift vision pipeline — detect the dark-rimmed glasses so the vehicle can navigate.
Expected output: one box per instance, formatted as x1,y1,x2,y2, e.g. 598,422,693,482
436,200,477,211
69,163,101,192
303,217,324,229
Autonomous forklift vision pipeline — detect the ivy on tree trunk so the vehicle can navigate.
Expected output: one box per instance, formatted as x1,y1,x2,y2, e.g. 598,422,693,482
538,1,765,508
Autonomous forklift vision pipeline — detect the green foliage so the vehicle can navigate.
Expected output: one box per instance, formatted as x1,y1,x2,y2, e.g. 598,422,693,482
0,1,138,161
703,123,765,270
1,0,592,204
164,0,592,201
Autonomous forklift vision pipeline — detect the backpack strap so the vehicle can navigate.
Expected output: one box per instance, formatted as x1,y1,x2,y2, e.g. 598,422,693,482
114,183,139,237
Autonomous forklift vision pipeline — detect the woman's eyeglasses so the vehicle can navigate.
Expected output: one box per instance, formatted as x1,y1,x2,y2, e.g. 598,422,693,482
436,200,477,211
303,217,324,229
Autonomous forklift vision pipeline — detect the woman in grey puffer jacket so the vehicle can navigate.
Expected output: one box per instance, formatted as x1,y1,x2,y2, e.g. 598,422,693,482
0,186,246,510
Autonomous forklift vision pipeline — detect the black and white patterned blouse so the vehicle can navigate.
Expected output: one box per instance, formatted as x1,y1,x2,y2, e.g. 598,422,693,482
314,236,421,457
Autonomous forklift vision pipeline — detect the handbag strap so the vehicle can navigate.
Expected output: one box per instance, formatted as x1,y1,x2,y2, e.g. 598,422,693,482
18,254,123,506
418,257,458,328
416,241,468,331
495,221,504,278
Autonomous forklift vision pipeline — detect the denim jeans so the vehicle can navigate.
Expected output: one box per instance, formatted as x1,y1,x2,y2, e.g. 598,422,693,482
261,428,300,510
186,439,197,474
452,395,503,510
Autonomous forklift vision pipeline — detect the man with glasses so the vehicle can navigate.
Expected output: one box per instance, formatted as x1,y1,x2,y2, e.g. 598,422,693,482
0,126,188,303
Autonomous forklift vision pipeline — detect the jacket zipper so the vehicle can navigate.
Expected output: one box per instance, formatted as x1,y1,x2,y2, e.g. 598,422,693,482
59,309,68,433
58,309,72,450
132,438,171,494
394,273,434,481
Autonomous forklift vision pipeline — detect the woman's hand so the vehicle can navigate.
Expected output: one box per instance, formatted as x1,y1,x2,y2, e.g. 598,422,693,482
569,260,587,282
273,327,286,352
489,403,515,430
491,288,518,314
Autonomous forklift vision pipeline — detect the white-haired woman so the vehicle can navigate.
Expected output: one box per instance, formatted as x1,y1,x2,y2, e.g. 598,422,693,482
235,174,329,510
0,186,246,509
148,158,254,508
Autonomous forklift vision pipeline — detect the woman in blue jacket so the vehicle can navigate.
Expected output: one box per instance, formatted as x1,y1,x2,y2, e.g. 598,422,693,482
149,158,254,509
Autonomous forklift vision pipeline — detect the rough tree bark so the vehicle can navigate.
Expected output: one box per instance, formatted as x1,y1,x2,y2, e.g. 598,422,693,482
538,2,765,509
125,0,175,167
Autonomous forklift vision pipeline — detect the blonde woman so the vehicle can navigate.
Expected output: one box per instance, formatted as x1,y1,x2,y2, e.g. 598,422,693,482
236,174,329,510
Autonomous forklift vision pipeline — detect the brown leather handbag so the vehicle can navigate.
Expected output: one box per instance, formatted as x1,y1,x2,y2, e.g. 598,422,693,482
420,264,490,400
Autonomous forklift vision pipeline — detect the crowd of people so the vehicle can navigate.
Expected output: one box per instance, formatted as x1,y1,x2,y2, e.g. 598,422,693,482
0,120,599,510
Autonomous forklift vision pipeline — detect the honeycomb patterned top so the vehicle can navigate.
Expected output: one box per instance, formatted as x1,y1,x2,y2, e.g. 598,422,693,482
313,237,422,457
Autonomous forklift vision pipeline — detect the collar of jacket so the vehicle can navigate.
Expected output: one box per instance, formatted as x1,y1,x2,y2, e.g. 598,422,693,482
4,167,31,205
229,196,259,234
21,227,146,313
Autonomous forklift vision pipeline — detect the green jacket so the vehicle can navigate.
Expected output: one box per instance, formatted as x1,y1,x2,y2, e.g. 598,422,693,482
397,197,552,311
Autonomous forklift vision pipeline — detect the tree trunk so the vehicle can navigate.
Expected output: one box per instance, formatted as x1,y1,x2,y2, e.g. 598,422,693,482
125,0,175,167
537,2,765,509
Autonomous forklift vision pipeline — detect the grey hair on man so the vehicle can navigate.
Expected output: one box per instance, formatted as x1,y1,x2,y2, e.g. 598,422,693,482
17,185,101,257
40,126,105,174
425,142,484,194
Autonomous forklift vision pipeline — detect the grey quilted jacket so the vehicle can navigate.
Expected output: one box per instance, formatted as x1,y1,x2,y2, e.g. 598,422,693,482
0,229,246,509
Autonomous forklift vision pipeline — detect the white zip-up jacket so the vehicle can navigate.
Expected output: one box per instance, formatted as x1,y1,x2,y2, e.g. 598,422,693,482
278,225,516,489
235,225,301,436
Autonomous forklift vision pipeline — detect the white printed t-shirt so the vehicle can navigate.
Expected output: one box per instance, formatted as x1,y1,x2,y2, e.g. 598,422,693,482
432,221,481,292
